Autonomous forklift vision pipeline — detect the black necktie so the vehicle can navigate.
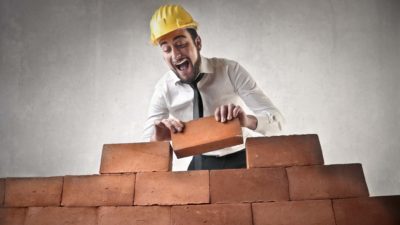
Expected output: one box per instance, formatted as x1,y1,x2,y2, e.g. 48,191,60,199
189,73,204,170
190,73,204,119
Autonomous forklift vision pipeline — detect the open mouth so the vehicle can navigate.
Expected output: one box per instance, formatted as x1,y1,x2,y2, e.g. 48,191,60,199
175,59,190,71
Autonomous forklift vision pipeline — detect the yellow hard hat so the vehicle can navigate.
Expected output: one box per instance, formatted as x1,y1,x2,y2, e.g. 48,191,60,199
150,4,198,45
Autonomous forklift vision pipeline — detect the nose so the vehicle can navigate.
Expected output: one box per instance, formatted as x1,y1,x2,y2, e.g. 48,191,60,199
171,46,182,61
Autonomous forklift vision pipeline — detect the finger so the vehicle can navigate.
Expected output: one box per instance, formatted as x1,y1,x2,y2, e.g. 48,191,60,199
235,105,244,118
227,104,234,120
162,119,177,133
175,119,185,130
214,107,221,122
170,119,184,132
233,106,240,118
220,105,227,122
169,118,183,127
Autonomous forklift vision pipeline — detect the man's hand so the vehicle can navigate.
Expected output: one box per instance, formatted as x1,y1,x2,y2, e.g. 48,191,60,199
151,118,184,142
214,104,258,130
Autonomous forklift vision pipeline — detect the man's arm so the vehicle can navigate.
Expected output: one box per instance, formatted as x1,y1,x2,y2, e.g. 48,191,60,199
215,61,283,134
143,82,184,142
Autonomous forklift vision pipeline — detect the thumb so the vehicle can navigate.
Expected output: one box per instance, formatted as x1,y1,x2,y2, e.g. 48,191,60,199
154,120,166,130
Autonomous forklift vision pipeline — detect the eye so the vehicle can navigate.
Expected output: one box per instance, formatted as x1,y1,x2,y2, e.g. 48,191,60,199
176,42,188,49
161,45,171,53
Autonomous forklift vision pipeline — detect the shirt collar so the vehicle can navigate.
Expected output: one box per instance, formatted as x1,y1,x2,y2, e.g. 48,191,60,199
199,56,214,74
171,56,214,85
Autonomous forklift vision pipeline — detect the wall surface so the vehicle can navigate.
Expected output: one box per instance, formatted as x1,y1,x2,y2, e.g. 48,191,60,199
0,0,399,196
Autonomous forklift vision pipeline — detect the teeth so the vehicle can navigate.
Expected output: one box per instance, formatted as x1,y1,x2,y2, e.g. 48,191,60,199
175,59,188,66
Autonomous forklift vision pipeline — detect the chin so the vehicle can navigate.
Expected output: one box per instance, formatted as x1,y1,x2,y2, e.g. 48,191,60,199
179,75,195,83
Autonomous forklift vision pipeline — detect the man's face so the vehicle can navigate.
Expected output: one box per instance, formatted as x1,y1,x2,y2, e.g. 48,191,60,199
158,29,201,83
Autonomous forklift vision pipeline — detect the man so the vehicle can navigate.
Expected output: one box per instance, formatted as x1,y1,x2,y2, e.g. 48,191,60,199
143,4,283,170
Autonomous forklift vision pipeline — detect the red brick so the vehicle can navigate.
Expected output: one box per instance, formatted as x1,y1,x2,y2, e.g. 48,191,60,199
4,177,63,207
0,208,27,225
0,179,4,206
252,200,336,225
210,168,289,203
134,170,209,205
333,196,400,225
62,174,135,206
246,134,324,168
98,206,171,225
100,141,172,173
286,164,369,200
171,116,243,158
171,203,252,225
24,207,96,225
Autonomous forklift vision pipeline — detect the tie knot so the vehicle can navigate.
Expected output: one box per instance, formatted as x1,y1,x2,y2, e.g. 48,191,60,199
189,73,204,89
195,73,204,83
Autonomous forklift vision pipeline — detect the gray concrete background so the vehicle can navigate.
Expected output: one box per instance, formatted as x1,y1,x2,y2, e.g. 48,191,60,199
0,0,399,195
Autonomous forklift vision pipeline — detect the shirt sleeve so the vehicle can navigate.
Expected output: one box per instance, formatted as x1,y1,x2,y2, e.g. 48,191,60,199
228,61,284,135
142,81,170,141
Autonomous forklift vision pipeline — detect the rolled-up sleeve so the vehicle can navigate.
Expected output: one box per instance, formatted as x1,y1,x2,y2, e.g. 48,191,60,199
229,62,284,135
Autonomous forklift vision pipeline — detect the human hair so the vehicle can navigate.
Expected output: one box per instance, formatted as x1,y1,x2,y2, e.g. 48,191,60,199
186,28,198,42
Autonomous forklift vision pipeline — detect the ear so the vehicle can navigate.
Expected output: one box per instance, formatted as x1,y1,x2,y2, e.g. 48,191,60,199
194,36,202,51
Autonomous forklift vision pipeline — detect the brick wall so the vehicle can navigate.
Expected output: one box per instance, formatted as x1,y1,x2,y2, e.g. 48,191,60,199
1,133,399,225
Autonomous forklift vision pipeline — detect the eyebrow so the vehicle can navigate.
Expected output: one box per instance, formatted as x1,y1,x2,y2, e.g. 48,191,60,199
173,35,186,41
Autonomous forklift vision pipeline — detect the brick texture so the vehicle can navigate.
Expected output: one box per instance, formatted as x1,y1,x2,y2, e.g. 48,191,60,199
0,208,27,225
171,116,243,158
171,203,252,225
134,170,209,205
100,141,172,173
62,174,135,206
246,134,324,168
0,179,4,206
4,177,63,207
98,206,171,225
252,200,336,225
210,168,289,203
24,207,97,225
333,196,400,225
287,164,369,200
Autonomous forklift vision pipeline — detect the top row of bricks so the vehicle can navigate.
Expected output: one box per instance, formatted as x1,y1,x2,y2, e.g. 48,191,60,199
100,134,324,173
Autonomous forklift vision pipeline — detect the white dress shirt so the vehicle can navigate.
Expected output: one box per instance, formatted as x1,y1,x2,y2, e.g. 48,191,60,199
143,56,283,156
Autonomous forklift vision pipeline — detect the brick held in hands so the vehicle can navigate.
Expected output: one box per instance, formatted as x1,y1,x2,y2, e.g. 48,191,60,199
100,141,172,173
24,207,97,225
4,177,63,207
286,164,369,200
62,174,135,206
210,168,289,203
252,200,336,225
0,208,27,225
171,203,252,225
98,206,171,225
171,116,243,158
333,196,400,225
0,178,4,206
246,134,324,168
134,170,209,205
